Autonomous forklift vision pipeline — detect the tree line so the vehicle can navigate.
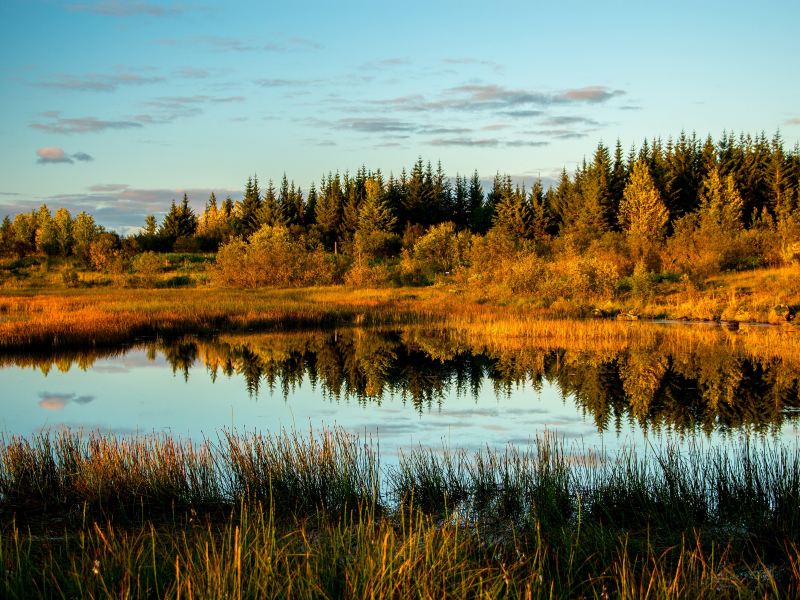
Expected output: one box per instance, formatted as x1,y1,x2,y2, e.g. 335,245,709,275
2,131,799,289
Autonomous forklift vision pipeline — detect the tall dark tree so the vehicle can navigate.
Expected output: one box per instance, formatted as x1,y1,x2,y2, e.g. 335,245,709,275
236,176,263,238
315,173,343,251
467,170,485,233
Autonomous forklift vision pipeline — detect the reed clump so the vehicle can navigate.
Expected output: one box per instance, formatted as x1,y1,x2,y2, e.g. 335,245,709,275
1,428,800,597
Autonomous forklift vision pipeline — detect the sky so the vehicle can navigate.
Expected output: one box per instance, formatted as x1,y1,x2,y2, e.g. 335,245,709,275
1,0,799,232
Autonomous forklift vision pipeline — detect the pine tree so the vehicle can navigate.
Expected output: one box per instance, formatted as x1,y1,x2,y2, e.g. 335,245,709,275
236,175,263,238
159,200,182,241
305,183,318,228
177,193,198,238
467,170,486,233
699,167,743,232
315,173,343,251
492,184,532,243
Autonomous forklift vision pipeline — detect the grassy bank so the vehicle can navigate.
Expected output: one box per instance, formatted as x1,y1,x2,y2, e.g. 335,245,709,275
0,265,799,352
2,429,800,597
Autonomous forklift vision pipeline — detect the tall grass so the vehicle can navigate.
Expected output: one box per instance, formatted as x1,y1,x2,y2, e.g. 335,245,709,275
2,428,799,597
0,274,798,352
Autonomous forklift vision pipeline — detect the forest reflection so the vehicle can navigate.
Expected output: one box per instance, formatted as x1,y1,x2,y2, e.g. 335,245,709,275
4,326,800,435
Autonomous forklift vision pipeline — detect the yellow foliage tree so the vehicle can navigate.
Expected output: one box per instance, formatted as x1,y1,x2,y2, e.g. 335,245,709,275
619,160,669,261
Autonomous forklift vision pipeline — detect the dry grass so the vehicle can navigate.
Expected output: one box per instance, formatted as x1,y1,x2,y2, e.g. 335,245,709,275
2,428,799,598
0,262,798,351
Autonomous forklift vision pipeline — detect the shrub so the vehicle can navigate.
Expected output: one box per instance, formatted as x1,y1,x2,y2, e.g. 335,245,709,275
213,225,338,288
131,251,163,286
412,222,471,278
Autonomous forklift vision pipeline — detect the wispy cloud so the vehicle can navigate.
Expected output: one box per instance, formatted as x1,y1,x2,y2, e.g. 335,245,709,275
199,36,321,53
360,57,411,70
499,109,544,118
337,117,417,133
36,70,164,92
542,116,600,126
31,114,143,134
429,137,550,148
66,1,187,17
429,137,500,147
786,117,800,125
88,183,129,192
442,58,503,71
505,140,550,147
526,129,590,140
36,147,93,163
559,86,624,103
173,67,210,79
255,78,322,87
375,84,625,113
144,95,244,108
31,95,242,134
421,127,471,135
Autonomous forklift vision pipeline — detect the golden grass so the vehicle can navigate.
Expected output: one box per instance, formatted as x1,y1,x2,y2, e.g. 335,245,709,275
0,260,797,353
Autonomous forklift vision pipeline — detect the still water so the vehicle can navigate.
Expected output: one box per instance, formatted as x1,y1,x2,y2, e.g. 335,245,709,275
2,326,799,460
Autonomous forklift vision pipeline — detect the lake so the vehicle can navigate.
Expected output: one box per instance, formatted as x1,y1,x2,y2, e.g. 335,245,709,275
2,325,799,462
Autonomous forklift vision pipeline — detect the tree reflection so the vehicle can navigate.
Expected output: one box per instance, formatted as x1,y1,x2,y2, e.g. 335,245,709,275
4,325,800,434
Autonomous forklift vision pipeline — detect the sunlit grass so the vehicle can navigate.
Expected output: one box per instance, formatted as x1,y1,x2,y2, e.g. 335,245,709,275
0,274,798,353
1,428,799,597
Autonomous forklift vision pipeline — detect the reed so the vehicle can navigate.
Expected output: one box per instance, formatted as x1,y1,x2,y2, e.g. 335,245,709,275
2,429,800,597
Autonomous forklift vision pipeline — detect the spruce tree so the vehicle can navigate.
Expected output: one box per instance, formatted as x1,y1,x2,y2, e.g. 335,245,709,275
619,160,669,258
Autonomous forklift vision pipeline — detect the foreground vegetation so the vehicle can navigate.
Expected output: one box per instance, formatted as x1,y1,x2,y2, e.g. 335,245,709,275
2,428,800,597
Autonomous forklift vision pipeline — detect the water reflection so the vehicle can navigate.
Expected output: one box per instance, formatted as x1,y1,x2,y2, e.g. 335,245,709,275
3,326,800,436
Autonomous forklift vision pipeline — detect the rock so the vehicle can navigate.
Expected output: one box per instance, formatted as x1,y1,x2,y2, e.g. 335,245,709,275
616,312,639,321
770,304,793,323
721,320,740,331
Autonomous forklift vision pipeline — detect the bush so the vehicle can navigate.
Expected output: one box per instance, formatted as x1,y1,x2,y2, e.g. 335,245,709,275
131,251,163,286
411,222,471,278
344,261,394,287
213,225,339,288
89,233,123,273
61,269,80,288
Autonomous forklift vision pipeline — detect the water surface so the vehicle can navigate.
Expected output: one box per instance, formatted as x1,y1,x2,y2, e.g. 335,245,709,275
3,326,799,461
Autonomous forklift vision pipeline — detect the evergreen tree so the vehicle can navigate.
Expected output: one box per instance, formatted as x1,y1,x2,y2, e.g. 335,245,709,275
492,183,531,243
315,173,343,251
177,193,198,238
353,184,398,261
144,215,158,237
236,175,263,238
305,182,318,228
619,160,669,259
159,200,182,241
467,170,486,233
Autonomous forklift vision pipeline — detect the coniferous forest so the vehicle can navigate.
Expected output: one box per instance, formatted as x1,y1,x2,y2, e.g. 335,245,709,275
2,132,799,298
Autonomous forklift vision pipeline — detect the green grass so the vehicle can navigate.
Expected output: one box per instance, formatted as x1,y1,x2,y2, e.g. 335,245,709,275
2,428,800,597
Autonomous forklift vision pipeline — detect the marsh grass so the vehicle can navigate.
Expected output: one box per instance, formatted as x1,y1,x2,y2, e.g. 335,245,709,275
1,428,800,597
1,268,798,353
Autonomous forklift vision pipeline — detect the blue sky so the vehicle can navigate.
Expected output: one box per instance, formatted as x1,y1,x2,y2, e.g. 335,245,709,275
1,0,798,231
